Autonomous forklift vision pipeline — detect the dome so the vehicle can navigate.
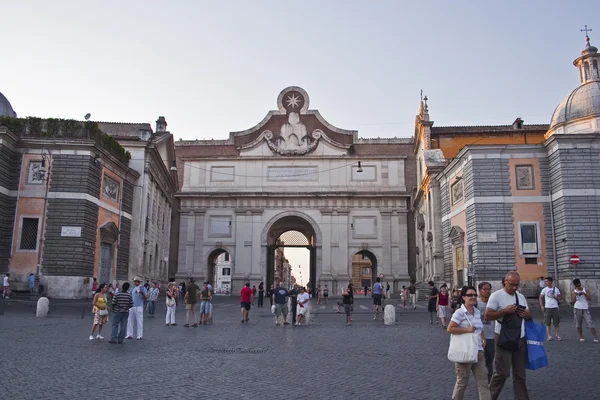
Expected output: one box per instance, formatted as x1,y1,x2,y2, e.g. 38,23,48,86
550,81,600,128
0,92,17,117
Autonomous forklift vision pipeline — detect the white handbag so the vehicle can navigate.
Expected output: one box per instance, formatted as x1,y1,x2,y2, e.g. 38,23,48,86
447,313,479,363
271,304,276,314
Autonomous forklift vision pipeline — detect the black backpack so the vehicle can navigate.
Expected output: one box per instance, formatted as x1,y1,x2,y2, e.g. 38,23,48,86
497,294,523,352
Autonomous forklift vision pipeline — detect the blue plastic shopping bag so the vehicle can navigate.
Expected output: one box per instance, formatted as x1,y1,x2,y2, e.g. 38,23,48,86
525,320,548,370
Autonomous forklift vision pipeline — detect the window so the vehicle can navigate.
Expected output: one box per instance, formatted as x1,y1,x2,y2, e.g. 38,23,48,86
451,180,464,205
222,268,231,276
520,223,539,255
525,257,538,265
585,61,590,80
27,161,44,184
362,267,371,275
158,206,161,229
162,213,165,231
152,200,156,223
224,253,230,262
19,218,39,250
149,254,153,271
594,60,600,79
515,165,534,190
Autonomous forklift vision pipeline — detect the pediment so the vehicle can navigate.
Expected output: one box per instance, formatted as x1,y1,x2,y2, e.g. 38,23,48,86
233,87,356,156
99,221,119,243
448,225,464,238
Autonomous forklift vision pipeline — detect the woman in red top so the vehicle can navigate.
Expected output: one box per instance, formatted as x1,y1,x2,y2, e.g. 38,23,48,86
240,282,254,323
436,285,451,328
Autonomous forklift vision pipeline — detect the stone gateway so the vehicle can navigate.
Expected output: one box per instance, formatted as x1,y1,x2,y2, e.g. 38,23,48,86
174,87,416,295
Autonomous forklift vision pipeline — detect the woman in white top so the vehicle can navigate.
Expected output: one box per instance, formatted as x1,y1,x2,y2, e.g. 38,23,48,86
571,278,598,343
447,286,491,400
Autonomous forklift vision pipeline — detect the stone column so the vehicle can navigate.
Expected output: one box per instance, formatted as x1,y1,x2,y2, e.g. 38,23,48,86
431,180,444,281
176,210,196,279
381,210,393,278
192,210,206,280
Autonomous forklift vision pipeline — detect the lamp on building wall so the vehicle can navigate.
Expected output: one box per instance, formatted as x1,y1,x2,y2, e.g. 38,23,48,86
170,161,177,171
357,161,363,173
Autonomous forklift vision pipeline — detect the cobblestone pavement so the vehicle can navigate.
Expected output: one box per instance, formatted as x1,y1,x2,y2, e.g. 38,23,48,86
0,296,598,399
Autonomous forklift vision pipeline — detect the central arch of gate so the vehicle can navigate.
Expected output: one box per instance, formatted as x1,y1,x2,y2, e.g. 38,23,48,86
261,212,321,295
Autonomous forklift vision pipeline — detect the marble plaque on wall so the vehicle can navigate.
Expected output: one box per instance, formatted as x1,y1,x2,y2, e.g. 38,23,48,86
267,166,318,181
208,216,232,237
210,166,235,182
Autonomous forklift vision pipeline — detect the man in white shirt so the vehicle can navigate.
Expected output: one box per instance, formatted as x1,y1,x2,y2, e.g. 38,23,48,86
2,273,10,299
539,276,562,341
296,287,310,326
486,271,531,400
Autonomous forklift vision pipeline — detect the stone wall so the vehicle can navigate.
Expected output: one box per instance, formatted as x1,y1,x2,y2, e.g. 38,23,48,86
0,145,20,274
117,217,131,280
50,154,101,197
43,199,98,276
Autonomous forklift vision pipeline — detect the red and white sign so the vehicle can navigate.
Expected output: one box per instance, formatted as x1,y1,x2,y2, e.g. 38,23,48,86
570,255,580,264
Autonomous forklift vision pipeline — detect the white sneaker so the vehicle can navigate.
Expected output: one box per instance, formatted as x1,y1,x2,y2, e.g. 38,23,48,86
96,335,104,340
89,335,94,341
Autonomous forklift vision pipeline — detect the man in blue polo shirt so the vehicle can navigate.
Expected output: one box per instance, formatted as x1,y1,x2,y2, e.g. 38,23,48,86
372,277,385,320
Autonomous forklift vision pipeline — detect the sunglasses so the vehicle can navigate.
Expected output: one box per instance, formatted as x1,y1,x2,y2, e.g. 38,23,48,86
464,293,477,298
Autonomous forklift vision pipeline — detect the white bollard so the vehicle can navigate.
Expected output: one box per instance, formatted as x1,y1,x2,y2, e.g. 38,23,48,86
384,304,395,325
36,297,50,317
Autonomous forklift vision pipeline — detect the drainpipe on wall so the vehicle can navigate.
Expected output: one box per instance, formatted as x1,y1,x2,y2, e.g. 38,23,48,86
114,169,128,286
35,150,52,288
549,189,559,286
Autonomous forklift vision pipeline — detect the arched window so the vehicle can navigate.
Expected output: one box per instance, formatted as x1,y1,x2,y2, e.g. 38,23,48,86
593,60,599,79
585,62,591,80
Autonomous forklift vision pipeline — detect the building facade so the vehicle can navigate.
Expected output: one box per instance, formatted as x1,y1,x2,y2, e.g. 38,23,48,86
0,115,138,298
417,36,600,303
175,87,416,296
97,118,178,285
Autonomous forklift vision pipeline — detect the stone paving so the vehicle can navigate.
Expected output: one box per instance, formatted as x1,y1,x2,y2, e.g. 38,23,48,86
0,296,598,399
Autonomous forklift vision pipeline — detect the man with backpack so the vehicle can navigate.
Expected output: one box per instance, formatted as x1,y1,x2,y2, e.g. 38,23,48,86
485,271,532,400
539,276,562,341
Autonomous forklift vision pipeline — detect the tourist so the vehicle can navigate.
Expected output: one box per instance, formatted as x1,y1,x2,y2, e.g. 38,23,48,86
252,285,257,306
144,280,150,291
572,278,598,343
240,282,253,323
184,278,199,328
2,273,10,299
486,271,531,400
428,281,439,324
409,280,417,309
342,285,353,326
109,282,133,344
364,284,369,297
165,282,177,326
148,282,159,318
477,281,495,382
436,284,451,328
372,277,384,320
107,283,115,307
538,276,546,296
28,273,35,294
258,281,264,307
272,282,290,325
450,286,462,314
323,284,329,304
199,282,211,325
402,285,409,309
447,286,491,400
126,277,148,340
91,277,98,298
540,276,562,341
316,284,322,305
289,285,298,324
268,284,274,307
296,286,310,326
89,283,109,340
386,281,391,297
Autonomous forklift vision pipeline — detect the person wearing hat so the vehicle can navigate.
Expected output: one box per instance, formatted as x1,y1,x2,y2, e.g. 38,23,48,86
125,277,148,340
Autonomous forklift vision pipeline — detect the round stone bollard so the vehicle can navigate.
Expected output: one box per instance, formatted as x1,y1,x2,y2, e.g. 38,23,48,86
36,297,50,317
384,304,396,325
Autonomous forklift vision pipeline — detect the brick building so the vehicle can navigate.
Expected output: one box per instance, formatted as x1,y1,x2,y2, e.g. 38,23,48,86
0,114,138,298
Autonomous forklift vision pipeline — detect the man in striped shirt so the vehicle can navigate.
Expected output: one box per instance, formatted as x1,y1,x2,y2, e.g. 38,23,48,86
109,282,134,344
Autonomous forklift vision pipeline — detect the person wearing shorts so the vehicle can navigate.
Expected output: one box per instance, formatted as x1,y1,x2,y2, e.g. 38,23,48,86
272,282,290,325
199,282,211,325
184,278,200,328
323,285,329,304
372,277,384,320
240,282,253,323
539,276,562,341
572,278,598,343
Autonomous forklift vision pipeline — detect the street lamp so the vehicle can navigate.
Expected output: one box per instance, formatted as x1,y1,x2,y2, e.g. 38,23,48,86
357,161,363,173
35,149,52,293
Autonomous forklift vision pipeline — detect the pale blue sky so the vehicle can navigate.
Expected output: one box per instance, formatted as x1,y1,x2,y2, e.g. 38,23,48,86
2,1,598,139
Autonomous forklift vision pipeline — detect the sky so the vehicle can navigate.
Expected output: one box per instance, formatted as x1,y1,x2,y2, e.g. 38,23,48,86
2,1,599,140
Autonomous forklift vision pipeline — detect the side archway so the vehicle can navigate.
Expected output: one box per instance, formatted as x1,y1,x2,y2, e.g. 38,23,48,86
351,250,378,295
206,247,233,295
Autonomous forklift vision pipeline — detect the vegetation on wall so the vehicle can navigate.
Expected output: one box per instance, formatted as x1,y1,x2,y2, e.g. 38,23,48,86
0,116,131,164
